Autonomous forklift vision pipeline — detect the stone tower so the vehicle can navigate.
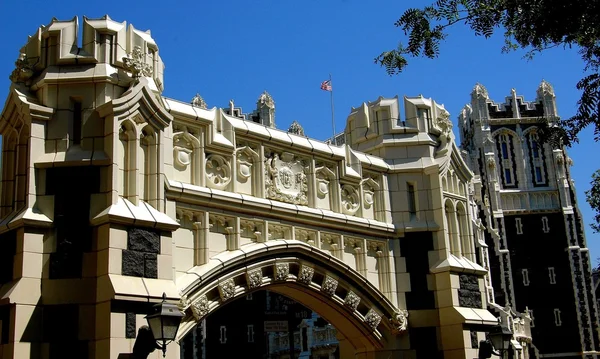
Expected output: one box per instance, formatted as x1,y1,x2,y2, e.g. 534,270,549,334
459,82,600,358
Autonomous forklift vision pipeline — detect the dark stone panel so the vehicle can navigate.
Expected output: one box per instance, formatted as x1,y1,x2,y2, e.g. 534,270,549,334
459,274,482,308
122,250,145,277
128,228,160,253
144,253,158,278
409,327,441,359
49,251,83,279
400,232,435,310
126,312,137,338
0,230,16,284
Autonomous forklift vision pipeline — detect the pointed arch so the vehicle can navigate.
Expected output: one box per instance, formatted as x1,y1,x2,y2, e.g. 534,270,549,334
176,240,408,352
445,199,461,256
140,125,158,208
1,130,18,217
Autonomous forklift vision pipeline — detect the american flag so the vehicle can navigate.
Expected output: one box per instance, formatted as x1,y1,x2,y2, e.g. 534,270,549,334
320,79,332,91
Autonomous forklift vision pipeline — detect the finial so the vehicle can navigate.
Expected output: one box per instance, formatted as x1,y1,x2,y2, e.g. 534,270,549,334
537,79,555,97
123,45,152,78
191,93,207,109
258,91,274,108
287,120,305,136
471,83,489,99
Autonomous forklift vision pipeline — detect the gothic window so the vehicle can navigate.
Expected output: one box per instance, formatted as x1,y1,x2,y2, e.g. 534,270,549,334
119,121,137,201
496,133,517,188
548,267,556,284
527,131,547,186
554,308,562,326
522,269,530,286
515,218,523,235
445,200,461,256
140,126,158,208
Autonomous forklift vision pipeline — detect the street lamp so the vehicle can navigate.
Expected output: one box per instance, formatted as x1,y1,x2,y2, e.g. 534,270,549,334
132,292,184,358
488,323,513,358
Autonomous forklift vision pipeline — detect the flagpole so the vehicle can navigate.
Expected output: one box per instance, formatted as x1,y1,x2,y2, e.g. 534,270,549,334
329,73,336,141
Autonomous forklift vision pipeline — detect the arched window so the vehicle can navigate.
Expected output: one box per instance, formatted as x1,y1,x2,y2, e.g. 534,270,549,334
1,131,17,217
496,133,517,188
15,125,30,211
140,126,158,208
119,121,137,202
527,131,547,186
445,200,461,256
456,203,472,260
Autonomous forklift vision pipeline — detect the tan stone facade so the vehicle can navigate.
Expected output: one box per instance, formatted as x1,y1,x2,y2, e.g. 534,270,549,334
0,16,518,359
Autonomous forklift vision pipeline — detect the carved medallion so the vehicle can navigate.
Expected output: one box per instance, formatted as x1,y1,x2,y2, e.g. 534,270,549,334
390,309,409,334
341,185,359,215
246,269,263,289
344,291,361,311
298,266,314,285
191,295,209,320
265,152,308,205
206,154,231,189
321,276,338,296
365,309,382,330
218,279,235,301
275,263,290,281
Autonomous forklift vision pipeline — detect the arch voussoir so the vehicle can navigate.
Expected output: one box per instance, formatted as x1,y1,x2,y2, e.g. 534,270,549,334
175,240,408,350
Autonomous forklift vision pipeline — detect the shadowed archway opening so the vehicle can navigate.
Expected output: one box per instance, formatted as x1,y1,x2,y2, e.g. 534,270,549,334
179,290,340,359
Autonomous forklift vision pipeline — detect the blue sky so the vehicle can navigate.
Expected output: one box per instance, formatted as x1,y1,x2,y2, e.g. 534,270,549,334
0,0,598,263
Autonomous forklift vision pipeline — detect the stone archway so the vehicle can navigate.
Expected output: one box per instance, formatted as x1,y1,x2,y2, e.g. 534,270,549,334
176,240,409,354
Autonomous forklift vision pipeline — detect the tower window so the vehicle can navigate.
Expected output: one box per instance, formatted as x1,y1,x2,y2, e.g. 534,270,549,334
515,218,523,235
522,269,530,286
247,325,254,343
548,267,556,284
542,216,550,233
219,326,227,344
528,132,547,186
496,133,516,188
554,308,562,326
407,183,417,218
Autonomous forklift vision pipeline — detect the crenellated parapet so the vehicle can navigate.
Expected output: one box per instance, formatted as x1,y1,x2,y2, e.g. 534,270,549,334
9,15,164,92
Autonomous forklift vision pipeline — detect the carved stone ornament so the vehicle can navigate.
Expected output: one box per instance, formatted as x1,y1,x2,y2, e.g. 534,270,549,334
288,121,306,136
178,293,190,311
436,110,453,133
344,291,361,311
206,154,232,189
123,45,153,78
341,185,360,215
315,166,335,199
191,93,207,109
265,152,308,205
246,269,263,289
9,53,34,84
555,153,564,164
321,276,338,296
275,263,290,281
174,145,192,168
472,83,489,99
191,295,210,320
486,156,496,169
298,266,314,285
390,309,409,334
218,279,236,301
365,309,382,330
236,147,258,181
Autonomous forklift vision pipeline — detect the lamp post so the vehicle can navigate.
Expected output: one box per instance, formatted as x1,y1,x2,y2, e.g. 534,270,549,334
488,323,513,358
132,292,184,358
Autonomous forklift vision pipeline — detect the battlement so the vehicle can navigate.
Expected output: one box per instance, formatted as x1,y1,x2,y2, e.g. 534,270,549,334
10,15,165,92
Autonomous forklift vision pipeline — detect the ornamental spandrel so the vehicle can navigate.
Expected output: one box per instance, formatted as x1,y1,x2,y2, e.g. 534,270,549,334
265,151,308,205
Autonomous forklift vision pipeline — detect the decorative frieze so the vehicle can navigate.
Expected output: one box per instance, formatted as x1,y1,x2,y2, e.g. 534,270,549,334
321,276,338,296
218,279,236,301
275,263,290,281
365,309,382,330
344,291,361,311
298,265,314,285
191,295,210,320
205,154,231,189
246,269,263,289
